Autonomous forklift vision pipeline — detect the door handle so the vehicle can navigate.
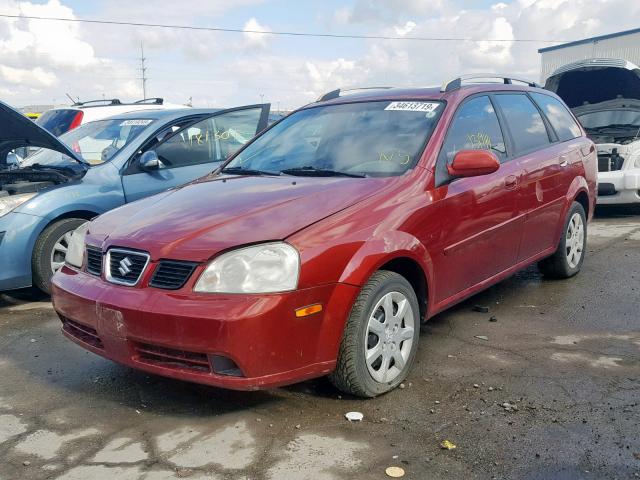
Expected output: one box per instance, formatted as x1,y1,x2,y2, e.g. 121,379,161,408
559,154,569,167
505,175,518,190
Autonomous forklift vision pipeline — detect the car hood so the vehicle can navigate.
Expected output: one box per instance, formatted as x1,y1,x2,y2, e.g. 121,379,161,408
0,100,84,164
545,58,640,110
91,174,388,261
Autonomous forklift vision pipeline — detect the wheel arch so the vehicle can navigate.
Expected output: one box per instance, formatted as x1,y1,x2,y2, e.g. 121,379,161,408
337,231,433,322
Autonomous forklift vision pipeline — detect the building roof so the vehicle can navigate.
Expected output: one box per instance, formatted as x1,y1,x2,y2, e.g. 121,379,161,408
539,27,640,54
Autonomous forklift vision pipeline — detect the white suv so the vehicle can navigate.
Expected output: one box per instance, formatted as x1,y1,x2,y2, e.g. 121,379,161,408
36,98,186,136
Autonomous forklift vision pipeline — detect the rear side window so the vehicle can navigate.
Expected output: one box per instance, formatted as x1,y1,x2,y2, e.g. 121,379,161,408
530,93,582,141
36,109,83,136
493,94,550,154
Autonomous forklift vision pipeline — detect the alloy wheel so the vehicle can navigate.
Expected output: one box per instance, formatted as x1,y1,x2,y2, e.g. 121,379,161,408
565,212,584,269
364,291,415,384
50,230,74,273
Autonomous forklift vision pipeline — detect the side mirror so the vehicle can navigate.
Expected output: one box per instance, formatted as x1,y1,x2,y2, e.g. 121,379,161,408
139,150,163,171
6,152,20,166
447,150,500,178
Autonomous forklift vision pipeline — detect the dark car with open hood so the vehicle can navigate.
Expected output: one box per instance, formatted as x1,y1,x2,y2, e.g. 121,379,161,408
51,76,596,397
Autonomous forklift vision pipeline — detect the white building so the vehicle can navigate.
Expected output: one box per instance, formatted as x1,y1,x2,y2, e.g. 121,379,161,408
539,28,640,83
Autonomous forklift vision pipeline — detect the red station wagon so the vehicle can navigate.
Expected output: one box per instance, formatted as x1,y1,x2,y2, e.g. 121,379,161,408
51,75,597,397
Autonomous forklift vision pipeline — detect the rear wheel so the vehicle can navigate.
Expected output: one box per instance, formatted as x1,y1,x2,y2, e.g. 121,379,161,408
329,270,420,398
32,218,87,294
538,201,586,279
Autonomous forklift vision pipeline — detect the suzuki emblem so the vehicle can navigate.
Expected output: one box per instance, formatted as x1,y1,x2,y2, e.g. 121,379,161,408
118,257,133,276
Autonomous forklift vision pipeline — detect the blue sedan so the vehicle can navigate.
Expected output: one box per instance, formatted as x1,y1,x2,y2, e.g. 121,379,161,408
0,101,271,292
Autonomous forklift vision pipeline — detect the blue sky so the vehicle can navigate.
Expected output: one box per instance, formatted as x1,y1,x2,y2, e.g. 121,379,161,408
1,0,638,109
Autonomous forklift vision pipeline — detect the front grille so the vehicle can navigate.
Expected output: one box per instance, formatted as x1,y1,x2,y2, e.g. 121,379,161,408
61,316,103,349
135,343,211,373
86,246,103,276
149,260,198,290
597,152,624,172
106,248,149,286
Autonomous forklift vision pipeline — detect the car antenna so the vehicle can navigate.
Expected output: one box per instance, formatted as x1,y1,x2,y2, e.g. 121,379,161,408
65,93,78,105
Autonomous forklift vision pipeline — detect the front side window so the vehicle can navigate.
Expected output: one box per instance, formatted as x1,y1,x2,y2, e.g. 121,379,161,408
225,100,444,177
530,93,582,142
435,95,506,184
153,108,263,168
493,94,551,154
22,118,152,167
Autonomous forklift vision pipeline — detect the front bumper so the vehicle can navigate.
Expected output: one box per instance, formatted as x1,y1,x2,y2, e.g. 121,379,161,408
0,211,46,290
51,266,359,390
597,169,640,204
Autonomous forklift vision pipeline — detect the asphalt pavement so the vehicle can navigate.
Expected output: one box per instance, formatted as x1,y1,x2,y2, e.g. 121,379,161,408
0,206,639,480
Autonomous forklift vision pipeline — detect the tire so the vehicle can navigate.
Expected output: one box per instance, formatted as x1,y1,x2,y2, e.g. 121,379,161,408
32,218,87,294
538,201,587,279
329,270,421,398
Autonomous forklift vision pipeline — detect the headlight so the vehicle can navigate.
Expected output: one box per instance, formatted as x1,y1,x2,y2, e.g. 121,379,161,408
65,222,89,269
0,193,36,218
194,242,300,293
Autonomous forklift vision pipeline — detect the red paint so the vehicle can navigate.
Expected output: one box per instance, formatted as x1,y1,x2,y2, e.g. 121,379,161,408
447,150,500,177
52,84,597,390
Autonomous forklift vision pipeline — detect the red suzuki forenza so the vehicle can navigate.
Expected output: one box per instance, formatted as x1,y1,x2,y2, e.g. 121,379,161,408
52,75,597,397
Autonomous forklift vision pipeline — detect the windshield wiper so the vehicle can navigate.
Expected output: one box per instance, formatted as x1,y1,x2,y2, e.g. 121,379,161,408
221,166,279,176
279,167,366,178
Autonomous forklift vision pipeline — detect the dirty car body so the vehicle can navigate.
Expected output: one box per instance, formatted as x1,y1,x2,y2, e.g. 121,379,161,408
51,81,597,396
545,58,640,204
0,101,271,292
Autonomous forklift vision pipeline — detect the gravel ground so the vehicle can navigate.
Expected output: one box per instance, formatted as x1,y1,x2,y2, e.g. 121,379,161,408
0,206,639,480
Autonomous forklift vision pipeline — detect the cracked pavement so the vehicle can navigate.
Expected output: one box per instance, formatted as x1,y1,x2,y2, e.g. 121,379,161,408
0,206,639,479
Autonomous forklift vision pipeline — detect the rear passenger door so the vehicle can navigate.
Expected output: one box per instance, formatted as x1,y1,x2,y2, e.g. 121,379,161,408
121,105,269,202
492,93,578,261
426,95,523,304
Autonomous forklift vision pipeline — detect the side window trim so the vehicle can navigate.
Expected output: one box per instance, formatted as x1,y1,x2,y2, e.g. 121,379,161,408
487,94,515,162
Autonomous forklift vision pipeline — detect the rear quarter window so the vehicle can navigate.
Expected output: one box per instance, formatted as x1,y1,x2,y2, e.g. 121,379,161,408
493,94,551,154
530,93,582,142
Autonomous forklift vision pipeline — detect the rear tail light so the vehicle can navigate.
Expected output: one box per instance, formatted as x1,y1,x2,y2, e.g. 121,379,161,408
69,111,84,130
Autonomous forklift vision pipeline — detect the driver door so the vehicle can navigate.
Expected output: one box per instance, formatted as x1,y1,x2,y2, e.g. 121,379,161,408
121,104,269,202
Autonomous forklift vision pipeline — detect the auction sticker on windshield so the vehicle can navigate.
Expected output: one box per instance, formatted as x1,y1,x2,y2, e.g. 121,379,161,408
384,102,440,113
120,119,154,126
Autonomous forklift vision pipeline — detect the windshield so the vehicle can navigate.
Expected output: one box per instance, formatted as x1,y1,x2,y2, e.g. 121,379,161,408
22,118,153,168
577,109,640,131
225,100,443,177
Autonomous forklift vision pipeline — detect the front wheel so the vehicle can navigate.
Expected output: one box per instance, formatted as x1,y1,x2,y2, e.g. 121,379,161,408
538,201,587,279
329,270,420,398
32,218,88,294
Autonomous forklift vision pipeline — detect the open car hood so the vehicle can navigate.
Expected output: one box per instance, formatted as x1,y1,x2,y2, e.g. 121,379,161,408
544,58,640,110
0,100,84,164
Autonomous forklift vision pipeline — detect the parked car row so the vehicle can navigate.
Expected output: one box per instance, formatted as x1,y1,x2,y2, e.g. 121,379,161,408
30,76,597,397
0,101,271,292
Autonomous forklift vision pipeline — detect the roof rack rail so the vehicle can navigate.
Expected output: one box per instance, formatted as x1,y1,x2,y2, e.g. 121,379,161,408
441,74,540,93
317,86,393,102
133,97,164,105
73,98,122,107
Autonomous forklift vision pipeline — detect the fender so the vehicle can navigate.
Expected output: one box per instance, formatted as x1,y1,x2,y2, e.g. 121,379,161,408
337,229,435,309
552,176,590,247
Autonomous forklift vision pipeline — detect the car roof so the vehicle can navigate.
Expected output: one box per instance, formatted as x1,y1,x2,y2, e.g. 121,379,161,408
89,108,222,122
311,83,550,106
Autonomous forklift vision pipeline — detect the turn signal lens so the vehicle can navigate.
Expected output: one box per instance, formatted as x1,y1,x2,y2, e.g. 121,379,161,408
295,304,323,317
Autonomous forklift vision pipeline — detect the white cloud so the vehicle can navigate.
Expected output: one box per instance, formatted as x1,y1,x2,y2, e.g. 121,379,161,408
242,17,272,49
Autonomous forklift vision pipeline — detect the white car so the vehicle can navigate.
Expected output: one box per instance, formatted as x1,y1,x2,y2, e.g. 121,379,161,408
545,58,640,205
36,97,186,137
